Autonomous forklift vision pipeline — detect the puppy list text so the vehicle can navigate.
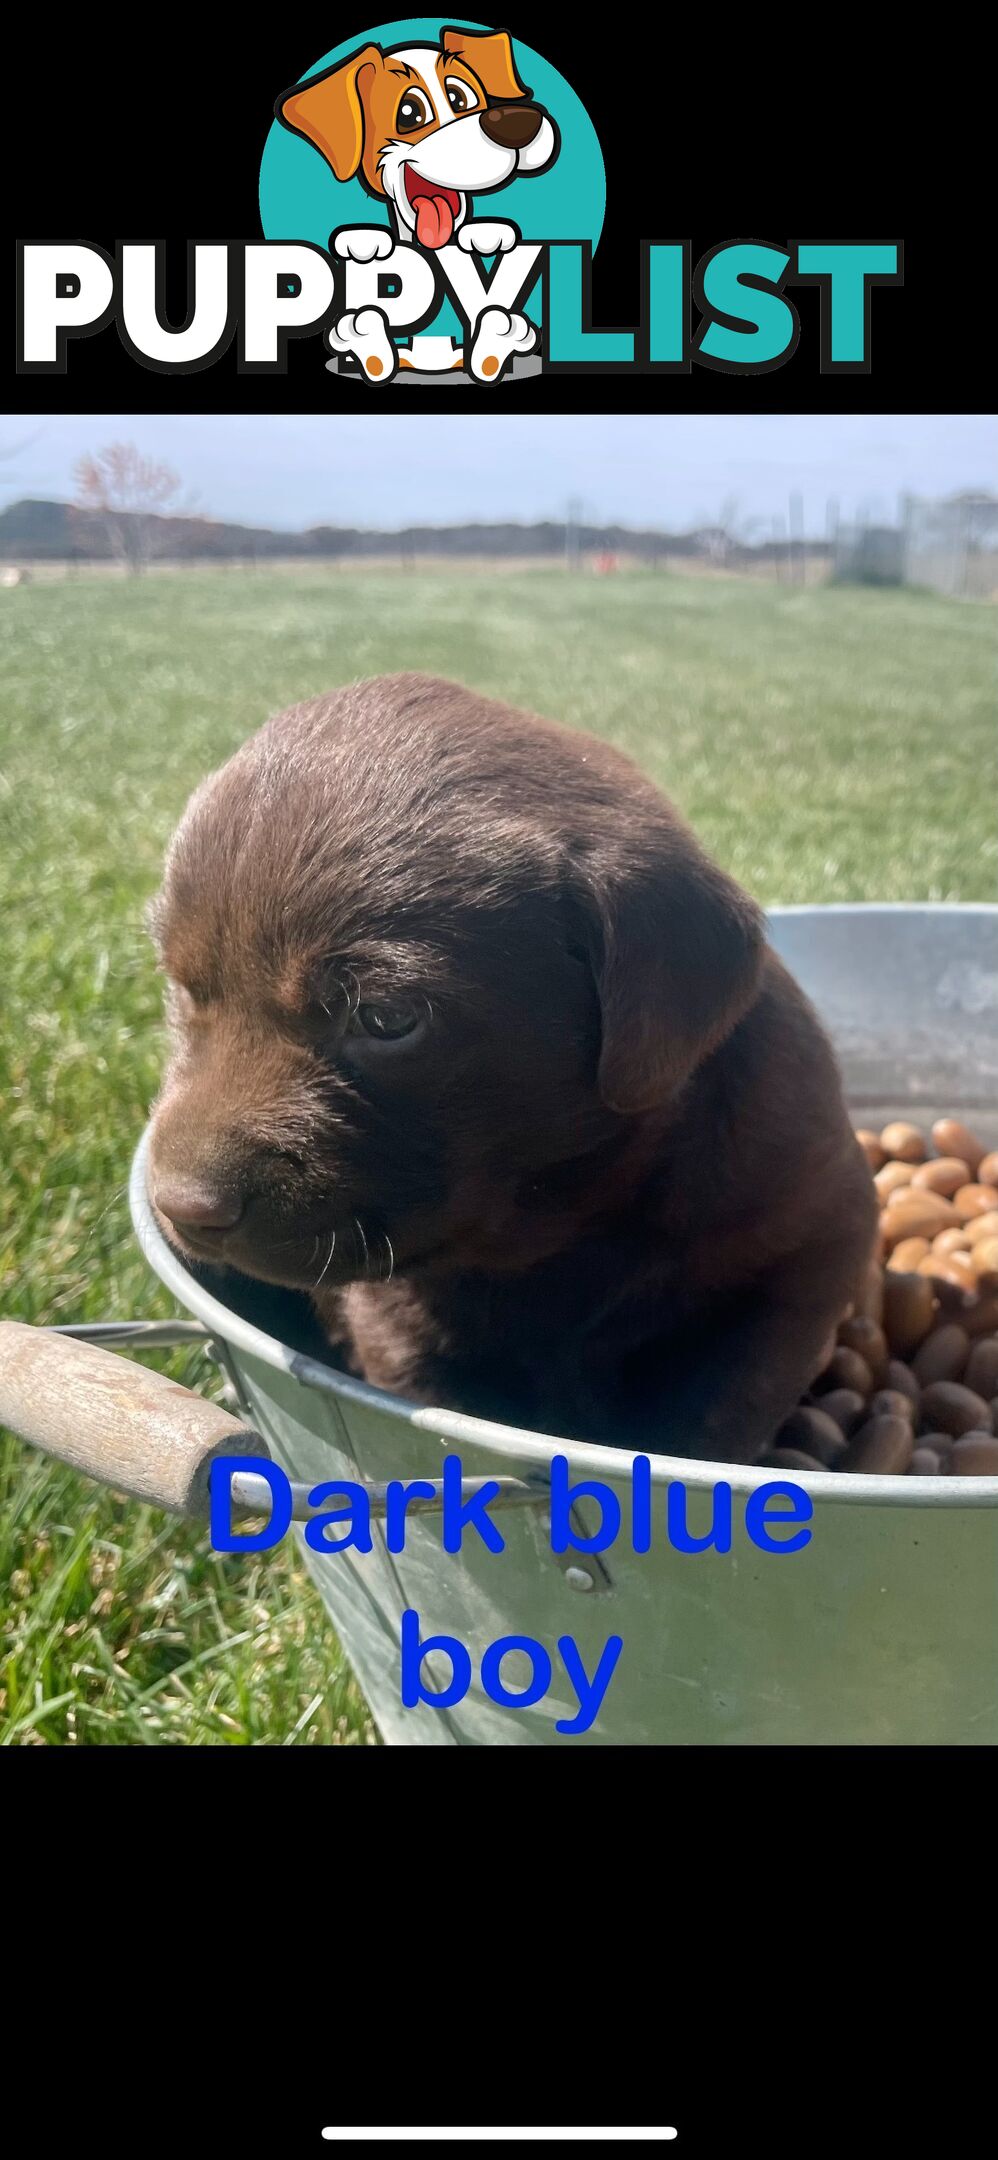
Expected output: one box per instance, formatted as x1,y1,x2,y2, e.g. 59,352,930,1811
17,239,901,377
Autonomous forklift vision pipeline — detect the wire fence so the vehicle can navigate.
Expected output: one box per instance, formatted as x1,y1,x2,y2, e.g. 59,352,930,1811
833,493,998,598
903,491,998,599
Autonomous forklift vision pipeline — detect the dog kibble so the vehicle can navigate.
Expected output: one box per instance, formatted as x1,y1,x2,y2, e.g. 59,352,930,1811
964,1339,998,1400
930,1271,978,1314
816,1387,868,1434
841,1414,914,1475
775,1406,849,1465
869,1387,916,1422
884,1182,948,1216
916,1251,977,1295
770,1113,998,1475
931,1226,971,1255
911,1323,971,1387
884,1358,921,1405
965,1211,998,1244
882,1272,936,1357
813,1347,874,1397
931,1119,985,1174
918,1381,992,1437
809,1431,848,1469
948,1434,998,1475
970,1237,998,1284
910,1156,972,1196
874,1161,916,1201
966,1295,998,1336
882,1193,963,1245
954,1183,998,1220
836,1316,889,1383
888,1236,931,1271
757,1446,824,1473
880,1122,927,1163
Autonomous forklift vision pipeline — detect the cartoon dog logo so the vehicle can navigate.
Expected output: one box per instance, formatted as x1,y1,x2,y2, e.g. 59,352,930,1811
276,26,559,383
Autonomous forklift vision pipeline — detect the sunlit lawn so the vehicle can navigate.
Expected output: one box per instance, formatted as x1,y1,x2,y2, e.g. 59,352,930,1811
1,565,994,1742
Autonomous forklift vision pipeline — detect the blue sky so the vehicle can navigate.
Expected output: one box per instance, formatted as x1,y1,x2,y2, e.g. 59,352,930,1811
2,413,993,536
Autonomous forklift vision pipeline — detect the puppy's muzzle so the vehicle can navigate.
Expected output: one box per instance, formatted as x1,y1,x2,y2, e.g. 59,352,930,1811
480,103,544,150
153,1175,245,1244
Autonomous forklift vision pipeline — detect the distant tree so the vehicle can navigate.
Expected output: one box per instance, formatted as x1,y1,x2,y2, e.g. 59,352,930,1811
73,442,183,573
717,494,741,563
169,513,226,561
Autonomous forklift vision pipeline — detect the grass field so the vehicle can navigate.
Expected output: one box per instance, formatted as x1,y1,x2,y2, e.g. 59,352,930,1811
1,565,995,1745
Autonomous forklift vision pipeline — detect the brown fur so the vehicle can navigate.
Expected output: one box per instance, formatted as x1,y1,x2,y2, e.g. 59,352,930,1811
278,31,527,197
147,674,876,1461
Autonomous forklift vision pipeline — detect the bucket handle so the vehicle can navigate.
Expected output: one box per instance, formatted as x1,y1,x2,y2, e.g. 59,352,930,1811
0,1321,545,1523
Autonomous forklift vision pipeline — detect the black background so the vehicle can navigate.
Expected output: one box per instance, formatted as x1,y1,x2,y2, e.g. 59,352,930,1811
5,26,991,2143
6,9,990,414
13,1760,985,2156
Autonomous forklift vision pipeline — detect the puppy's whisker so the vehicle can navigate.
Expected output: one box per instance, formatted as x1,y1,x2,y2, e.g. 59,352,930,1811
380,1232,395,1284
313,1230,337,1291
353,1214,370,1277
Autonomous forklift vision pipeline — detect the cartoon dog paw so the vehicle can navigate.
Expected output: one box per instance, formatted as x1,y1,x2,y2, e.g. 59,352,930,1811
457,221,519,256
332,228,395,264
326,308,398,383
468,307,536,383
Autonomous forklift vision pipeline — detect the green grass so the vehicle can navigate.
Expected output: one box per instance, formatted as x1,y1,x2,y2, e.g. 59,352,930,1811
1,565,995,1743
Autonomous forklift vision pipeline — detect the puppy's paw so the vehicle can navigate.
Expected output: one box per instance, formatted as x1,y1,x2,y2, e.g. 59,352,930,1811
468,306,536,382
332,227,394,264
457,220,518,256
326,308,398,383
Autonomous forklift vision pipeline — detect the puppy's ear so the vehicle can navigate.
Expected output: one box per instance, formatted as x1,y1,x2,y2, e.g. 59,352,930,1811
276,46,383,181
442,26,530,101
573,828,765,1116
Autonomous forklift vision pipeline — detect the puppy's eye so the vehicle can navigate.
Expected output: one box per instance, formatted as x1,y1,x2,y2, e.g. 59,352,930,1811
445,77,474,113
349,997,423,1042
396,91,430,132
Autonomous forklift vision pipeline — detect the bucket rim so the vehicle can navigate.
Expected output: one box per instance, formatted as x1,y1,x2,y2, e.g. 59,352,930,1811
130,903,998,1511
758,901,998,917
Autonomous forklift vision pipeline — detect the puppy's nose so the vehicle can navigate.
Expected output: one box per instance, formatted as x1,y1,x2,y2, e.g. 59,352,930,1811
153,1178,244,1239
480,103,543,150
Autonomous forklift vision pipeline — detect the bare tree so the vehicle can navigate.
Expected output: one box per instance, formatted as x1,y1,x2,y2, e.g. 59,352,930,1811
717,494,741,561
73,442,183,573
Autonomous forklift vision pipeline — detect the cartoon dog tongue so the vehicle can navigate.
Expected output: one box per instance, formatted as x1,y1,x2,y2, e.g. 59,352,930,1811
413,192,456,249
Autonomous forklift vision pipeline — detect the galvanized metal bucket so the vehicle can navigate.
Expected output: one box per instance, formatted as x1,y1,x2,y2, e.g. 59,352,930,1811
124,904,998,1746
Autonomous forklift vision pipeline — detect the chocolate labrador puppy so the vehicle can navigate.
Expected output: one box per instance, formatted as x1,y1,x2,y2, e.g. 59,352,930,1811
147,673,876,1460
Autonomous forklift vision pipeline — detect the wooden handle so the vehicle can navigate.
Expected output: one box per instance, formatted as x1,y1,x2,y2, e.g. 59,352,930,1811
0,1321,265,1517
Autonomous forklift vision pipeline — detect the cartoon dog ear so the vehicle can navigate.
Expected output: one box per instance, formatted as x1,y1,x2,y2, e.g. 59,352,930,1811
571,824,766,1116
442,26,530,101
276,45,384,181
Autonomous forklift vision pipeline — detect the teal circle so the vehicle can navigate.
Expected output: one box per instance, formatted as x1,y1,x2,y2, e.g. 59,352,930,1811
259,17,605,253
